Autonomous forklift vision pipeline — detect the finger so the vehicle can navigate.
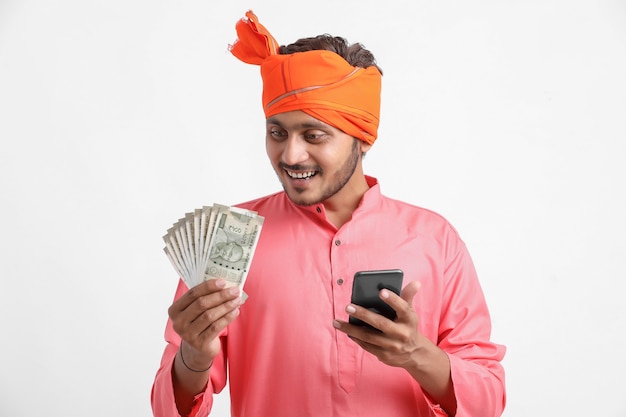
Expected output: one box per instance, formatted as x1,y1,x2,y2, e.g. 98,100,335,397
169,285,241,338
333,318,385,345
352,337,386,357
171,279,229,313
188,285,241,316
378,281,421,319
183,306,241,355
194,303,241,343
400,281,421,305
344,304,393,334
175,292,242,346
188,290,242,332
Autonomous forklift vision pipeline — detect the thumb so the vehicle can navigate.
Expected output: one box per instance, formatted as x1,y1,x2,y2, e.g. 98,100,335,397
401,281,421,305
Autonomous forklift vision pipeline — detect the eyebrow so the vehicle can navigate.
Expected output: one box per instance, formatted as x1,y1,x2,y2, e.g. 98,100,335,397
266,117,330,130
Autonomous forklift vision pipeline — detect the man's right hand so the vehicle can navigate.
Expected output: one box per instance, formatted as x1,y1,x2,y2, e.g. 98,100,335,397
168,278,242,415
170,278,242,367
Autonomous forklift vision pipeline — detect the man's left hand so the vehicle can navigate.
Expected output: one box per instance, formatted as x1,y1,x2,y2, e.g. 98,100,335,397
333,281,428,369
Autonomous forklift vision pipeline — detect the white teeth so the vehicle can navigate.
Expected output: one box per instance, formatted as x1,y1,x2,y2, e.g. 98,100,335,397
286,170,316,179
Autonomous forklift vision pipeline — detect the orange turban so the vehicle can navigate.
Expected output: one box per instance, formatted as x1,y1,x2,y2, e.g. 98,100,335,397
229,10,382,145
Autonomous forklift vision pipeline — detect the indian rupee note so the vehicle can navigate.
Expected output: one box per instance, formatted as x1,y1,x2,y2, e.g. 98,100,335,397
203,206,264,291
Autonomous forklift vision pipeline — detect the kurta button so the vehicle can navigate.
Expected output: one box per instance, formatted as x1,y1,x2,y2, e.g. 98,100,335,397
335,239,341,246
316,207,322,213
337,278,344,285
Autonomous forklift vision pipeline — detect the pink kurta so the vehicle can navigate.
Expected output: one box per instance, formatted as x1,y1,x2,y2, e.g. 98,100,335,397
152,177,506,416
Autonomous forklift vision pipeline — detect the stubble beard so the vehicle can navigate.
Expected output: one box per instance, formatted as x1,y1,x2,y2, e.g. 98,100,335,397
278,139,361,207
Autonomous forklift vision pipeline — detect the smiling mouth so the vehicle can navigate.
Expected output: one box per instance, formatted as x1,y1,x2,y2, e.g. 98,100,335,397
285,169,317,180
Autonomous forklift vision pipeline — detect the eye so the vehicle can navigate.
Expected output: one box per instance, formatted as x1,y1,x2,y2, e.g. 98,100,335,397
303,130,327,142
267,127,287,141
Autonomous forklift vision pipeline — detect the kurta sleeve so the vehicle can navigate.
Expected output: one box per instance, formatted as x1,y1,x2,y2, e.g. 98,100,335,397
151,280,229,417
437,230,506,417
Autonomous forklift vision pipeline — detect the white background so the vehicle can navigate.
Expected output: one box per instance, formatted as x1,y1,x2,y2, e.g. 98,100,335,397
1,1,625,416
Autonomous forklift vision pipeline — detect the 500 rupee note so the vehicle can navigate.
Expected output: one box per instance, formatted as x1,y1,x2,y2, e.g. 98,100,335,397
163,204,264,297
203,206,264,290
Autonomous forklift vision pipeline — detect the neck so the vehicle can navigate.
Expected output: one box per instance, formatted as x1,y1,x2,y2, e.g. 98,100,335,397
323,173,370,229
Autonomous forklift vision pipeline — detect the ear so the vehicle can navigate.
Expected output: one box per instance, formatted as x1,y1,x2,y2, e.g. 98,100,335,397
359,140,373,154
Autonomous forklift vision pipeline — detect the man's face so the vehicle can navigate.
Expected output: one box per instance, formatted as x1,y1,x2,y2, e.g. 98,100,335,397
265,110,371,206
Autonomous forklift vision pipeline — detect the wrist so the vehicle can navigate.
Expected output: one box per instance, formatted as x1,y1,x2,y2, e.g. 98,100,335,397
179,342,213,373
405,336,448,379
405,340,455,414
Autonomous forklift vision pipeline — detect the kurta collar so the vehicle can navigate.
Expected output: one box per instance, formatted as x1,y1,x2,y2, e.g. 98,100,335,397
283,175,381,220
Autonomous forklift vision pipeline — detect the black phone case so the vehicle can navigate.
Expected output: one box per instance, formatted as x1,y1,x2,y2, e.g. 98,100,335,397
349,269,403,328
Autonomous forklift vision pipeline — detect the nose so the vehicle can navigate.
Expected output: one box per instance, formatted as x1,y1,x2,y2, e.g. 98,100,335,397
282,135,309,166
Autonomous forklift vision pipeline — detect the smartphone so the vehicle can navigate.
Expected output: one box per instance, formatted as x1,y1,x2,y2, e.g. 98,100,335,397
349,269,404,328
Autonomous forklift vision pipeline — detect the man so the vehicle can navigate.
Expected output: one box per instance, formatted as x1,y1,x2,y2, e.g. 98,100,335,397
152,10,506,417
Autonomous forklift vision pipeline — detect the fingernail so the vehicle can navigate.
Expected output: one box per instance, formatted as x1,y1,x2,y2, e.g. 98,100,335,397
346,305,356,314
229,286,241,296
215,279,226,288
380,289,389,298
332,320,341,329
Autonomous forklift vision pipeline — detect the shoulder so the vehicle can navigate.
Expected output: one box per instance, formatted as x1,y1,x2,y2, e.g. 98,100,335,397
381,194,454,225
235,191,286,212
377,194,463,242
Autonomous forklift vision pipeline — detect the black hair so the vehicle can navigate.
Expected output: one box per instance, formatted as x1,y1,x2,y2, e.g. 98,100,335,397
279,34,383,74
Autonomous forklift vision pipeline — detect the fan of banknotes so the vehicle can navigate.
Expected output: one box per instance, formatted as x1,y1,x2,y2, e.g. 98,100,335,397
163,204,264,292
